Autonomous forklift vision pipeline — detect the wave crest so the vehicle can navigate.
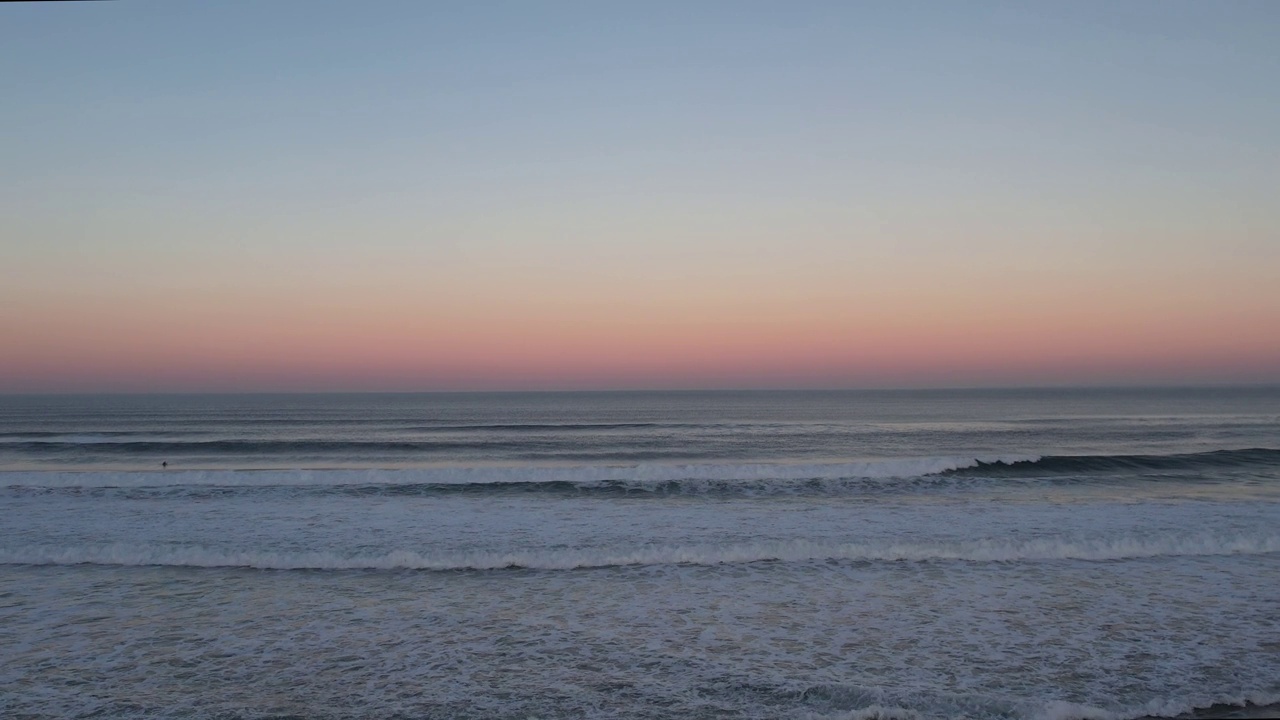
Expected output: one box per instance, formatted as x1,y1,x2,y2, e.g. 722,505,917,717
949,448,1280,476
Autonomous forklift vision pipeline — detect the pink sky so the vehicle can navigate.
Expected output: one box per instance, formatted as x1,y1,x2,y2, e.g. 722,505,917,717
4,4,1278,392
4,250,1276,391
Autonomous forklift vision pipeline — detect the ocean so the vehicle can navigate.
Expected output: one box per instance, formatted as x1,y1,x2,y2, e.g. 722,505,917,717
1,388,1278,720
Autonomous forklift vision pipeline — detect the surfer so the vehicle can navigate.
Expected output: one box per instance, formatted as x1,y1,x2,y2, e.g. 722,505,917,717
162,461,167,468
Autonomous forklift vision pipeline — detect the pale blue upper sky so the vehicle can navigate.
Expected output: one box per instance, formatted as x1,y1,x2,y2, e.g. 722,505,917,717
2,1,1278,390
9,2,1278,204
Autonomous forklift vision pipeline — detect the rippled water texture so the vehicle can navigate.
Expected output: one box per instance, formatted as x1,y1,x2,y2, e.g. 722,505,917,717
2,389,1278,719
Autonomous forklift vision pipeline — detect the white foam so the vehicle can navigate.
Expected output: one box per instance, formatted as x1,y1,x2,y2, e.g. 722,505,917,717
799,706,923,720
1032,691,1280,720
843,706,923,720
0,455,1036,489
1116,692,1280,720
4,532,1275,571
1033,701,1116,720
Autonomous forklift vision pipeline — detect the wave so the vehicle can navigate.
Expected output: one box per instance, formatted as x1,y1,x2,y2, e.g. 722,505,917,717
3,449,1275,497
947,448,1280,477
0,456,1030,492
402,422,705,432
0,439,517,453
799,693,1280,720
0,433,194,445
3,532,1276,571
3,476,992,500
0,422,705,444
1031,693,1280,720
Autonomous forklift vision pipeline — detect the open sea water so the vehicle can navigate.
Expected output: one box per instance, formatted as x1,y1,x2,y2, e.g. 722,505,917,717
1,388,1278,720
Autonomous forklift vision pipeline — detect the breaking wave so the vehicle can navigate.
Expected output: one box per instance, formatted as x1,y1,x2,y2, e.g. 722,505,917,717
946,448,1280,476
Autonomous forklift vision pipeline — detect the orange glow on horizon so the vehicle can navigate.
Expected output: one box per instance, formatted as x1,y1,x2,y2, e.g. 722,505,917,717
4,286,1276,392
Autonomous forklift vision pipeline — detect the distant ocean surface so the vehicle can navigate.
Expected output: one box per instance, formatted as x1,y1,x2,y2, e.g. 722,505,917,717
2,388,1278,720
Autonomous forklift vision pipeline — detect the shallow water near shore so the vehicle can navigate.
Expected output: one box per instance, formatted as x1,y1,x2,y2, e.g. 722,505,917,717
2,388,1278,719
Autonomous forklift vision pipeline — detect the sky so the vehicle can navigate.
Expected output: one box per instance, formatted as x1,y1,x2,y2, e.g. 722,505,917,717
2,1,1278,392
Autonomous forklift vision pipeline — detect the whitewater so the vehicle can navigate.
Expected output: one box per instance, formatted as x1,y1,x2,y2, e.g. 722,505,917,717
2,388,1278,720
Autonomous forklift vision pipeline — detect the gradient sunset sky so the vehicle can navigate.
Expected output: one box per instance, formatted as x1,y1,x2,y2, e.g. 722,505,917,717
2,1,1278,392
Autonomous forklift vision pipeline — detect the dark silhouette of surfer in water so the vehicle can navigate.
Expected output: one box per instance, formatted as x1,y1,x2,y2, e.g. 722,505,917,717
162,461,167,469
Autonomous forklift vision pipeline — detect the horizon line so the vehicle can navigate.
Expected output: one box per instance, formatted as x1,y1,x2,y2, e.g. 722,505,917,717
3,382,1278,397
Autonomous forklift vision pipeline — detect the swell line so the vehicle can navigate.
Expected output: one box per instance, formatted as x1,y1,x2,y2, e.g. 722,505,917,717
4,533,1277,571
0,456,1030,491
3,449,1275,497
